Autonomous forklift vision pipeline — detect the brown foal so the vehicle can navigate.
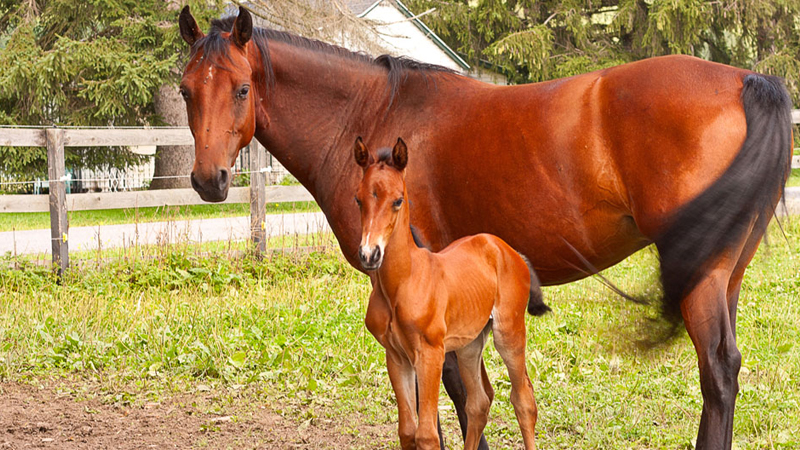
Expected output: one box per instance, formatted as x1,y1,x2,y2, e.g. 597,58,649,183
354,137,550,450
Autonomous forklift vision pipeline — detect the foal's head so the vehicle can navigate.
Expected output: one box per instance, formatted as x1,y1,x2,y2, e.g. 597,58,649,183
179,6,259,202
354,137,409,271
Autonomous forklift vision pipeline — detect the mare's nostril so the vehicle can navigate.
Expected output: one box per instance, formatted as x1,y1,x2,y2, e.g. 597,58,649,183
218,168,230,190
190,172,200,191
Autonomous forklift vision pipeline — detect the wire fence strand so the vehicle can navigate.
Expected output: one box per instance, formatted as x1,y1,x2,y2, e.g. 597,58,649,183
0,167,274,188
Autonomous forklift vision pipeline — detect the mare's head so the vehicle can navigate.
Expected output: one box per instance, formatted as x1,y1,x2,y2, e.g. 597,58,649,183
179,6,260,202
353,137,408,271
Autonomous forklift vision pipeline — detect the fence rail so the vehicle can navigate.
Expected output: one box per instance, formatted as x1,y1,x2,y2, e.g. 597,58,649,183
0,185,313,213
0,127,312,273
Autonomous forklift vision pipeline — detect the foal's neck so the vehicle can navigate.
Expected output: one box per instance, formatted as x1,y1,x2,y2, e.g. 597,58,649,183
376,201,421,299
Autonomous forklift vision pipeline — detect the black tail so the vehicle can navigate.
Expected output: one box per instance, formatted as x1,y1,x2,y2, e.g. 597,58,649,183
518,253,550,316
656,74,792,324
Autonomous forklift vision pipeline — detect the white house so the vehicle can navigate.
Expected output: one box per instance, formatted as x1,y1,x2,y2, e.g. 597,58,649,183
345,0,507,84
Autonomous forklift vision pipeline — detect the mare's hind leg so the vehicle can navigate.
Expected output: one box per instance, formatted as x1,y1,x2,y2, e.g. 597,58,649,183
492,312,538,449
454,324,493,450
679,249,746,450
725,229,764,337
442,354,492,449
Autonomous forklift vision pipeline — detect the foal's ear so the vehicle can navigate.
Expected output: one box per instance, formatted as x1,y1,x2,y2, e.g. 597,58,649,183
231,6,253,48
179,6,204,46
392,138,408,171
354,137,370,168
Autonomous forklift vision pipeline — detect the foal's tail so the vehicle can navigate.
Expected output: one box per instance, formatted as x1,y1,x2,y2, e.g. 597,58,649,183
656,73,793,324
518,253,550,316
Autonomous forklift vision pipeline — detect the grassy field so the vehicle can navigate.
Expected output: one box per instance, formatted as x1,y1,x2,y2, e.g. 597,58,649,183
0,221,798,448
0,201,320,232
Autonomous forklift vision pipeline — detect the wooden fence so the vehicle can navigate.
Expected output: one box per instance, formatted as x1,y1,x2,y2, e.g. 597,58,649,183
2,117,800,273
0,127,313,273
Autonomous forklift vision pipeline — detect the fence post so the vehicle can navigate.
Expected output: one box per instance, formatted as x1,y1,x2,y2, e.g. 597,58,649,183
249,140,267,256
46,128,69,273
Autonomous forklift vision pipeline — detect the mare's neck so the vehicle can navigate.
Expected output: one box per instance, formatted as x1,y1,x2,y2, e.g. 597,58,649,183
254,41,388,190
376,203,421,300
250,41,390,265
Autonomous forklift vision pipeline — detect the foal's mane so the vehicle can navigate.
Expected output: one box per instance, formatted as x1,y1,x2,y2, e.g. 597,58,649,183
191,15,455,105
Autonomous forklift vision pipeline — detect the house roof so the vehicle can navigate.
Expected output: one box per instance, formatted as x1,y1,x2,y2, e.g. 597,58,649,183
350,0,470,70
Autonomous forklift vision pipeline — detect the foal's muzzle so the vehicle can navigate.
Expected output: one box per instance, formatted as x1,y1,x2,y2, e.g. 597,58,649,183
359,245,383,271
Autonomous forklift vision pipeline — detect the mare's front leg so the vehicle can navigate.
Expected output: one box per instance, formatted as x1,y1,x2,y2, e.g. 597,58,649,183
415,344,446,449
442,353,492,450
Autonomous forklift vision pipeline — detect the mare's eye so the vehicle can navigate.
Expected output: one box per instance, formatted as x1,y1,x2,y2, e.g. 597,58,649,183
355,196,362,207
179,88,189,101
237,86,250,99
392,198,403,209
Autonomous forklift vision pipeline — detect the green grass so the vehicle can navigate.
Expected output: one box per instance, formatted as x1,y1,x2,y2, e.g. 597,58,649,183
0,201,320,232
1,220,799,449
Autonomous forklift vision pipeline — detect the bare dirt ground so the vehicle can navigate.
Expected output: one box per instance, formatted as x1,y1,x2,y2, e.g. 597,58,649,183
0,381,395,450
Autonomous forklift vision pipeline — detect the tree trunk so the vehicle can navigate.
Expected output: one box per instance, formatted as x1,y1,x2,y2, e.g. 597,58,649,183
150,83,193,190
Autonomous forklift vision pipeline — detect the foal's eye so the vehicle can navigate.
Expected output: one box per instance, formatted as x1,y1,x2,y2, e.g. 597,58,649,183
236,86,250,99
392,198,403,209
355,196,362,207
179,88,189,101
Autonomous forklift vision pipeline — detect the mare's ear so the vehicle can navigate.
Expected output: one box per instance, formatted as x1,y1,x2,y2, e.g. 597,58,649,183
392,138,408,171
179,6,204,46
231,6,253,48
354,137,370,168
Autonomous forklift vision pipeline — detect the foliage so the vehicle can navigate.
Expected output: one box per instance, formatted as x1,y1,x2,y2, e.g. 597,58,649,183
404,0,800,101
0,0,224,179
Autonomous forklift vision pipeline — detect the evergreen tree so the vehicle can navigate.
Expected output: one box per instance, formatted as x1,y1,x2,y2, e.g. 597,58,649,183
0,0,223,184
404,0,800,103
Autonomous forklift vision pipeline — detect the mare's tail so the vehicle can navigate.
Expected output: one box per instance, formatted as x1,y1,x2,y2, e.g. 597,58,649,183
518,253,550,316
656,73,792,324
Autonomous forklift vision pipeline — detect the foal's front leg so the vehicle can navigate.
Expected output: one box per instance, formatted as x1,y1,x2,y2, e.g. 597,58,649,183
415,344,446,449
386,349,418,450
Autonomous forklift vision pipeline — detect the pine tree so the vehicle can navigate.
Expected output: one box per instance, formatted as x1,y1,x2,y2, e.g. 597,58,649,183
0,0,223,185
404,0,800,104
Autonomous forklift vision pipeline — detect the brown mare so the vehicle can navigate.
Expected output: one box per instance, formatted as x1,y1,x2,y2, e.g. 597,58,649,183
354,137,549,449
178,7,793,449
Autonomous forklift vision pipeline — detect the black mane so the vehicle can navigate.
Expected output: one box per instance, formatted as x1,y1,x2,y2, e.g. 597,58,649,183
192,15,455,104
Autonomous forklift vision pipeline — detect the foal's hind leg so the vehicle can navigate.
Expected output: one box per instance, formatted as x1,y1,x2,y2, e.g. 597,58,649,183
442,354,492,449
492,313,538,449
455,325,493,450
